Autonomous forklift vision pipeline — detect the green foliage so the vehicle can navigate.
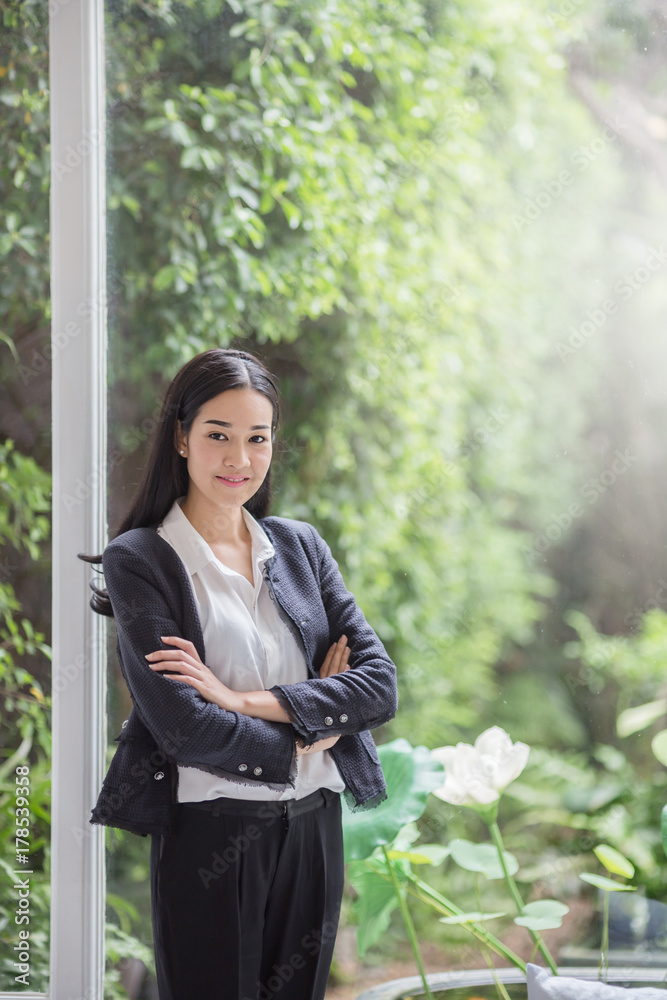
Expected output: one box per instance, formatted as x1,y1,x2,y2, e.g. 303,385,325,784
343,741,529,973
99,0,627,757
496,738,667,905
0,441,51,991
104,920,156,1000
347,858,401,958
342,738,444,862
0,0,50,342
593,844,635,880
513,899,569,932
5,0,663,984
564,608,667,691
449,839,519,881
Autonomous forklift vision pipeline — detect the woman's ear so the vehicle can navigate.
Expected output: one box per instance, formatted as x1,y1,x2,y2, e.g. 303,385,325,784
174,420,186,454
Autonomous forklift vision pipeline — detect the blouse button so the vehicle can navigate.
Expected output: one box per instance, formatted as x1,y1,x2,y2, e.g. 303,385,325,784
339,714,348,723
253,766,263,776
153,771,165,781
238,763,248,772
324,716,333,726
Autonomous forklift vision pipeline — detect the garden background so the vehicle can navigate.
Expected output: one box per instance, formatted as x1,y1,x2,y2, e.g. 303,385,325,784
2,0,667,995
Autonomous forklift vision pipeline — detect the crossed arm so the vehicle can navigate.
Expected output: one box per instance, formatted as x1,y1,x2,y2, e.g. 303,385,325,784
104,523,396,778
144,632,351,755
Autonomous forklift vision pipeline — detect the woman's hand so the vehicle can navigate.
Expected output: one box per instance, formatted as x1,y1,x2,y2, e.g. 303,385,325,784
296,735,340,755
145,636,242,712
319,635,351,677
295,636,350,755
145,633,352,738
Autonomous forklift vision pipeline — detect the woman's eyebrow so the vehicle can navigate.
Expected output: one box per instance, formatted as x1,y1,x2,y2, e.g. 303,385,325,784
203,419,271,430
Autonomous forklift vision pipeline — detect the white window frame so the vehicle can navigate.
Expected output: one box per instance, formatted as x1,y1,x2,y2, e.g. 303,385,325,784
1,2,111,998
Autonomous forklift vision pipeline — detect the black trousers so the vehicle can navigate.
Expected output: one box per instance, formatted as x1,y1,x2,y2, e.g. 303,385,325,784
149,787,344,1000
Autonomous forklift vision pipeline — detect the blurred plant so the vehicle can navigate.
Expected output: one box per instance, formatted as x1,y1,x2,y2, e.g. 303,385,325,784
343,729,665,1000
104,898,156,999
430,729,561,976
579,844,636,982
0,438,52,991
0,437,156,994
343,734,547,1000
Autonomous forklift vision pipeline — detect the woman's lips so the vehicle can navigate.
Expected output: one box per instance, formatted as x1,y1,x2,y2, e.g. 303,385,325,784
215,475,250,488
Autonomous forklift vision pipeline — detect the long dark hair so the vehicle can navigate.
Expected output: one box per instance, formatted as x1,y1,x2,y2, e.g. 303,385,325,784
78,348,281,617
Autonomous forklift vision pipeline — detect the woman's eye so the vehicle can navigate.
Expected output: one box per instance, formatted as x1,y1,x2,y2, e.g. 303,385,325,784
208,433,267,443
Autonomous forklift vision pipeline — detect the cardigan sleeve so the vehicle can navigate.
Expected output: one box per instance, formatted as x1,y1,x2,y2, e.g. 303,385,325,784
268,524,398,744
103,541,299,790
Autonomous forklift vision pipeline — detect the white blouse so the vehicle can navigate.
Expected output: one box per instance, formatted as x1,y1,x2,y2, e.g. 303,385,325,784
156,495,345,802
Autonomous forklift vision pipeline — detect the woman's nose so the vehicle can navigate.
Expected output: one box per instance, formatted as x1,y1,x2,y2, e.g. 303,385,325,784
224,442,250,467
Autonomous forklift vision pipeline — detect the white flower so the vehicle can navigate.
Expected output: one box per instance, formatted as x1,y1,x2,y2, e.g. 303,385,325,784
431,726,530,808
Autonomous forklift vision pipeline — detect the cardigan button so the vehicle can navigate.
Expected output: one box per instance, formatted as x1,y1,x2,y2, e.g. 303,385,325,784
253,766,263,776
153,771,165,780
238,763,248,772
339,714,348,723
324,716,333,726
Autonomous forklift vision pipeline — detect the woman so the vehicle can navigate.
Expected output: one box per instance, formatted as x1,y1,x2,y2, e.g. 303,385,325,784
79,348,398,1000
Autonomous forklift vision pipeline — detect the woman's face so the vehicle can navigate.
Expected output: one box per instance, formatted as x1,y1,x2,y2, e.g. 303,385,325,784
176,387,274,512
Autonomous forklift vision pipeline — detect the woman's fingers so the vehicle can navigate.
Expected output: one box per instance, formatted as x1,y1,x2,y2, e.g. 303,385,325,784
145,636,204,672
319,640,339,676
145,655,200,678
147,658,191,672
297,734,341,755
319,734,341,750
160,636,197,651
328,639,350,676
146,635,203,659
146,655,235,711
320,635,350,677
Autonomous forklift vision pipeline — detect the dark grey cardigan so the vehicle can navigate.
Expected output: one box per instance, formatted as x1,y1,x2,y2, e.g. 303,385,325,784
89,513,398,837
